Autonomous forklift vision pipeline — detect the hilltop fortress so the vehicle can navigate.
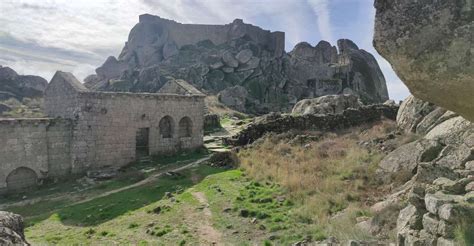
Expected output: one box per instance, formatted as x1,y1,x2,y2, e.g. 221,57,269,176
86,15,388,114
0,72,205,194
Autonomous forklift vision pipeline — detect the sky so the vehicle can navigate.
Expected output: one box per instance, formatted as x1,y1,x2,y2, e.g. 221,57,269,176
0,0,409,101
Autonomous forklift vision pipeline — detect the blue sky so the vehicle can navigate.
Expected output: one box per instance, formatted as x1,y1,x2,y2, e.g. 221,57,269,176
0,0,409,100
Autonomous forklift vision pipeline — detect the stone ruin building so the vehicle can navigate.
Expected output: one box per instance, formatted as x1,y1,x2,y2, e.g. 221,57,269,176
0,71,205,194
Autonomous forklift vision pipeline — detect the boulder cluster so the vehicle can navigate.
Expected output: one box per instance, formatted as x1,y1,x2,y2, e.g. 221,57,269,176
291,94,362,116
84,15,388,114
376,96,474,245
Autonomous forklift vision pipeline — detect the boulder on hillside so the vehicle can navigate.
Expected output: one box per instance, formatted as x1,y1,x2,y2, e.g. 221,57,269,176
0,211,28,245
374,0,474,122
291,94,362,115
397,95,462,135
217,86,248,112
377,139,444,182
397,95,440,133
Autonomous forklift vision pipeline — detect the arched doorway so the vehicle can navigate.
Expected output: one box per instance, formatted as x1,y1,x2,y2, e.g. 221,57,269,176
179,117,193,137
159,115,174,138
6,167,38,191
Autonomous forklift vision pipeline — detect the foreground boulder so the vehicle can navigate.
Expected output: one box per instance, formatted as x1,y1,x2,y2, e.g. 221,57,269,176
0,211,28,245
292,94,362,115
374,96,474,245
374,0,474,122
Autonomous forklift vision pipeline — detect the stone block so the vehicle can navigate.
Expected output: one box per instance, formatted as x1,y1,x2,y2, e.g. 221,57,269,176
437,237,456,246
422,213,439,235
437,220,455,238
425,192,463,214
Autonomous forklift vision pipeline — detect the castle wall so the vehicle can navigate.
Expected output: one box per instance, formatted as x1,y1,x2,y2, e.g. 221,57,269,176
0,118,72,193
137,15,284,57
69,92,205,173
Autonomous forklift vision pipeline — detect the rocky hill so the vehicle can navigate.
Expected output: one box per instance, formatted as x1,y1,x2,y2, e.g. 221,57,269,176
0,66,47,117
85,15,389,114
0,66,47,101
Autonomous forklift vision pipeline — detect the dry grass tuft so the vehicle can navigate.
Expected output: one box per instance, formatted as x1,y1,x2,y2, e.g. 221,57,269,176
238,121,398,238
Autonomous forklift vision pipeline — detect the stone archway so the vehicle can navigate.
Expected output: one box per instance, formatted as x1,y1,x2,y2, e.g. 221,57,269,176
6,167,38,191
179,117,193,137
159,115,174,138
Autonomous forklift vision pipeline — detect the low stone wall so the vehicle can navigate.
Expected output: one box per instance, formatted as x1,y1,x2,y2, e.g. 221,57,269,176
226,104,398,146
0,118,72,193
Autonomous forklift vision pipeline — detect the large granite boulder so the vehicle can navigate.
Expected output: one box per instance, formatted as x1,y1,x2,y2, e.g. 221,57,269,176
85,14,389,114
374,0,474,122
0,211,28,245
397,95,462,136
0,66,47,99
217,86,248,112
291,94,362,115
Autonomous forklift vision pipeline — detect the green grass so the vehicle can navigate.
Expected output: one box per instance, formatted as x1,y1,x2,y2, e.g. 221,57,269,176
14,167,340,245
19,165,224,245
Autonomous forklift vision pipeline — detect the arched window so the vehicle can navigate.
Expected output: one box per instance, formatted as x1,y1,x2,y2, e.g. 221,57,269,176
179,117,193,137
159,115,174,138
6,167,38,191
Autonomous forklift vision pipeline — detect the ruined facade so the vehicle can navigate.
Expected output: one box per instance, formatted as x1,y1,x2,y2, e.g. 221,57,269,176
0,72,205,194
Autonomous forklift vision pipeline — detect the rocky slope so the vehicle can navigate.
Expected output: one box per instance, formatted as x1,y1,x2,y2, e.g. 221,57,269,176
374,96,473,245
85,14,388,114
374,0,474,122
0,66,47,100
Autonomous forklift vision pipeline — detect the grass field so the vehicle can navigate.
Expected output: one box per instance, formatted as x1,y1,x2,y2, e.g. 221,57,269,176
2,121,418,245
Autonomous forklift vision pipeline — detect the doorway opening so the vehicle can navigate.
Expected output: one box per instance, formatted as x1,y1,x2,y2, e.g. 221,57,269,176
136,127,150,158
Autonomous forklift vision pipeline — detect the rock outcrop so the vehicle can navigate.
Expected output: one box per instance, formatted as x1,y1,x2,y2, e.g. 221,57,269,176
0,66,47,100
85,14,389,114
374,0,474,122
375,96,474,245
292,94,362,115
0,211,28,245
225,104,398,146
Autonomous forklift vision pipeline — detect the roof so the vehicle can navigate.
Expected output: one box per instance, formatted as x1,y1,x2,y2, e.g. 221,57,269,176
158,79,205,96
51,71,89,92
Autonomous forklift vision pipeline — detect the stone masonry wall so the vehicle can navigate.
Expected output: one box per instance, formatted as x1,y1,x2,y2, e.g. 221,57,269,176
0,118,72,193
69,92,204,173
1,71,205,193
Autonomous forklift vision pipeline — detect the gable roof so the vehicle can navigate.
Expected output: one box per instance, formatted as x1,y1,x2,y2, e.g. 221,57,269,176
49,71,89,92
158,79,205,96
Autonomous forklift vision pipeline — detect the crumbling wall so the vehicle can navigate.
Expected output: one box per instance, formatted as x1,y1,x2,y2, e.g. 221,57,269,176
0,118,72,193
69,92,205,172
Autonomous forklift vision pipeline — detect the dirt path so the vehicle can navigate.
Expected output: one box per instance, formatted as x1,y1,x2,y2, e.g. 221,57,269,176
0,156,211,210
191,191,223,245
67,156,211,207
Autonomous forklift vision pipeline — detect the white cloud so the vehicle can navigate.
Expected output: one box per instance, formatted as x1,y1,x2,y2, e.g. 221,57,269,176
307,0,334,43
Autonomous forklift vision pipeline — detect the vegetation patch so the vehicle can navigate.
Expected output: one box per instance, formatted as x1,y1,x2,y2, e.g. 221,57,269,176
237,121,398,241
